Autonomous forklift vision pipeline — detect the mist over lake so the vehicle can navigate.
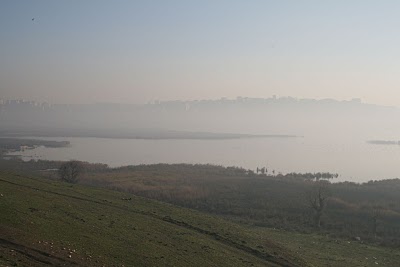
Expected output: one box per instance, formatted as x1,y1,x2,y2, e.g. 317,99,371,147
4,97,400,183
6,2,400,265
7,135,400,183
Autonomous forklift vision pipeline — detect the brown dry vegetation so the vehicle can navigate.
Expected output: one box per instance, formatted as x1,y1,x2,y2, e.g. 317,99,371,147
22,162,400,246
3,159,400,246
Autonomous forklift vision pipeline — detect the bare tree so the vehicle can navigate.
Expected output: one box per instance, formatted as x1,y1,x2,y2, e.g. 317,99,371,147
368,205,383,239
306,180,331,228
58,160,84,183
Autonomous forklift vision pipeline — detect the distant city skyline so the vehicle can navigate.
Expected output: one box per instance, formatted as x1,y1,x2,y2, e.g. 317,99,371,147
0,94,367,106
2,1,400,106
0,95,366,107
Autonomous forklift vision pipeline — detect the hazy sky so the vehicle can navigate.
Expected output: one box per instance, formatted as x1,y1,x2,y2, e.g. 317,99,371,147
1,1,400,105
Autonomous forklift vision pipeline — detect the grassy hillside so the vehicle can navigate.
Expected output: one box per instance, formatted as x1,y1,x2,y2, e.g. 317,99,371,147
74,164,400,245
261,228,400,266
0,171,306,267
2,171,400,266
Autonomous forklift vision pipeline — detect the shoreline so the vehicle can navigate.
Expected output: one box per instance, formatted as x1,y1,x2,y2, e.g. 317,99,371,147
0,131,300,141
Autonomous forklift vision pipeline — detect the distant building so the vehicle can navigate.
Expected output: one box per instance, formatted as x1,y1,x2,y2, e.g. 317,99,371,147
351,98,361,103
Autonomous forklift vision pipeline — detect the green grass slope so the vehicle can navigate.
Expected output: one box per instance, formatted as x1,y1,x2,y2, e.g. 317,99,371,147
260,228,400,267
0,172,306,267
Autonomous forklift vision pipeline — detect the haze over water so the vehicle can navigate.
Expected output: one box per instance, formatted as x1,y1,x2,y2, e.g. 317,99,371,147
7,135,400,183
3,1,400,184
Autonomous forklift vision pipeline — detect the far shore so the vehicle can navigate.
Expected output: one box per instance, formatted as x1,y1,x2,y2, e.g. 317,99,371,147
0,129,300,141
367,140,400,145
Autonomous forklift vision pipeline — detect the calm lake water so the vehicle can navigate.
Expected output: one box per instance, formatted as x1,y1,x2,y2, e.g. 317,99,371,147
6,136,400,182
